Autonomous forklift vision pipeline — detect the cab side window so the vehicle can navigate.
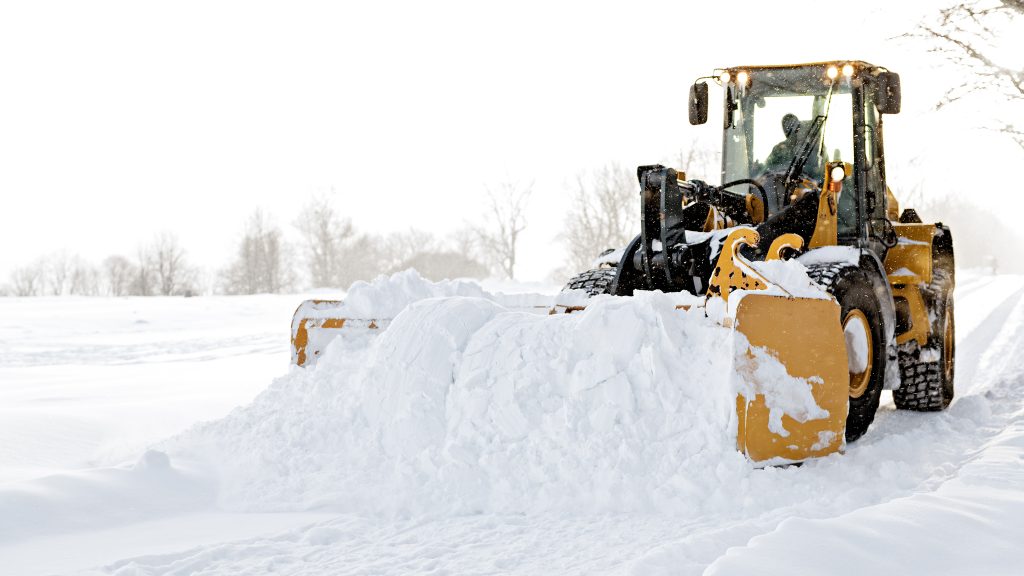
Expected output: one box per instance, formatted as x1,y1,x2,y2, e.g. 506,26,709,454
836,93,859,236
862,89,886,221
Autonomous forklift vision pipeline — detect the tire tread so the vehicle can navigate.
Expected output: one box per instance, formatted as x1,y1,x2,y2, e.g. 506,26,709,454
564,268,617,297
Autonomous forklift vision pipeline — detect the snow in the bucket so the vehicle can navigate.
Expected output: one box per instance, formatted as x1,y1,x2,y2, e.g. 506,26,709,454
797,245,860,266
318,269,552,318
167,273,830,516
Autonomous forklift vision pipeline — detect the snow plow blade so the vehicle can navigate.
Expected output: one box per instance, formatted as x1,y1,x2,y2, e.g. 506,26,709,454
292,293,851,463
732,294,849,463
291,300,387,367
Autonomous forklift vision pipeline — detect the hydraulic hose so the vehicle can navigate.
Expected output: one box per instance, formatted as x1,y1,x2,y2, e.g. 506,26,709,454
718,179,770,220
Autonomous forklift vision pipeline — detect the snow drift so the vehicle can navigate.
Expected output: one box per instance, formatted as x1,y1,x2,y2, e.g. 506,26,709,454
168,271,826,516
4,270,1024,576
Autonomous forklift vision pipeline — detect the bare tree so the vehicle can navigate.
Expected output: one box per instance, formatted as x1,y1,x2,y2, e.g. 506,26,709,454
45,251,73,296
130,246,154,296
451,226,480,257
294,194,407,288
912,1,1024,148
379,229,438,272
222,210,295,294
9,262,45,296
672,137,721,181
561,163,637,274
473,181,531,279
139,232,195,296
396,250,489,281
336,232,387,287
295,194,358,288
376,228,488,280
68,259,100,296
103,255,136,296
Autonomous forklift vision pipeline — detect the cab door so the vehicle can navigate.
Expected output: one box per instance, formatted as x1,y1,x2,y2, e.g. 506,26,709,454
855,81,889,250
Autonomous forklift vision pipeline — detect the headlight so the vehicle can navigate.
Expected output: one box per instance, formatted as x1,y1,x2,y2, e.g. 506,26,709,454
830,165,846,182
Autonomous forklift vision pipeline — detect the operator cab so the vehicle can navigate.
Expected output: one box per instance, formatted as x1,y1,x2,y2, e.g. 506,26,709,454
723,64,854,233
690,61,900,245
620,61,902,296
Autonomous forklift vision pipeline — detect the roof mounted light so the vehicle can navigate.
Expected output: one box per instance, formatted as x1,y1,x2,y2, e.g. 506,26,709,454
842,63,854,77
826,65,839,80
720,71,731,83
736,71,749,86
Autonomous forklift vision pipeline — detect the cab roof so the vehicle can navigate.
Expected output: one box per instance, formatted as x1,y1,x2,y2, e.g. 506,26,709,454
718,61,889,74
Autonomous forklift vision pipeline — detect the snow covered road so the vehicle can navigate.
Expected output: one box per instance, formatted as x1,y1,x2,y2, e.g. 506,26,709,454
0,296,301,484
1,271,1022,575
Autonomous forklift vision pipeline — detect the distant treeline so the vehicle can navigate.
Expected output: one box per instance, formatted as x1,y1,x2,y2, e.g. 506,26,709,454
2,195,493,297
12,147,1007,297
2,159,702,297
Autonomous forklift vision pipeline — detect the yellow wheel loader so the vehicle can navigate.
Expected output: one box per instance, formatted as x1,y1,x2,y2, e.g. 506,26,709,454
565,61,955,455
292,62,955,465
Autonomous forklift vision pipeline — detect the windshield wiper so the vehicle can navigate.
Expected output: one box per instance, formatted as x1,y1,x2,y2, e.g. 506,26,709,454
783,79,836,191
784,114,825,189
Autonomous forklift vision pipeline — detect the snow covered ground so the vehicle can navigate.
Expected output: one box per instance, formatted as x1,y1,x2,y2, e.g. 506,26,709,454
1,270,1022,575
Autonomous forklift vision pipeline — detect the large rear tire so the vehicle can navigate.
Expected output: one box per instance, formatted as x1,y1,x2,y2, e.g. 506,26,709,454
807,263,888,442
893,267,955,411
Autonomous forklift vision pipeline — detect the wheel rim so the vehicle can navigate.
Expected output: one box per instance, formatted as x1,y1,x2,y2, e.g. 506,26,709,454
943,303,955,383
843,309,873,399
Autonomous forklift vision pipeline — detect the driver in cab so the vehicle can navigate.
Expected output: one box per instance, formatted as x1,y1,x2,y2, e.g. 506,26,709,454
764,113,802,172
749,112,827,227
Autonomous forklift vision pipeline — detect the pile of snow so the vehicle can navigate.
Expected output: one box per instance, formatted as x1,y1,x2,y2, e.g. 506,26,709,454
747,258,831,300
340,271,491,318
796,245,860,267
167,271,828,517
4,269,1024,575
302,270,554,320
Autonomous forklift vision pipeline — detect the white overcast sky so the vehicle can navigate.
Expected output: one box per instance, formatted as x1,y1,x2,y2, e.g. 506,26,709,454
1,0,1020,282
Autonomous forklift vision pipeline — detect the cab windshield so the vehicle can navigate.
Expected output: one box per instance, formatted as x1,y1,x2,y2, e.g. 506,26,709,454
722,66,853,188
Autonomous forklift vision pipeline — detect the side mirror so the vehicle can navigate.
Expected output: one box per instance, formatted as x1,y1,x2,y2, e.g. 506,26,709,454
689,82,709,125
876,72,901,114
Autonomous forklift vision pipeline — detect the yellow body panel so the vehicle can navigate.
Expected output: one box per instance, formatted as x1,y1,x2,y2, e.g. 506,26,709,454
886,187,900,221
884,223,936,347
889,280,929,347
808,161,847,249
885,223,934,283
733,295,849,462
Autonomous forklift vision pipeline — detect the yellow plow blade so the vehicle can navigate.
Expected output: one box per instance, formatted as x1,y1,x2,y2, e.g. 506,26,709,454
290,300,386,367
733,294,849,463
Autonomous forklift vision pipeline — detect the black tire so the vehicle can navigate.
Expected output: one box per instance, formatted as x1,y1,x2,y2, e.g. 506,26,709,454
893,267,955,411
807,263,888,442
563,267,617,297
